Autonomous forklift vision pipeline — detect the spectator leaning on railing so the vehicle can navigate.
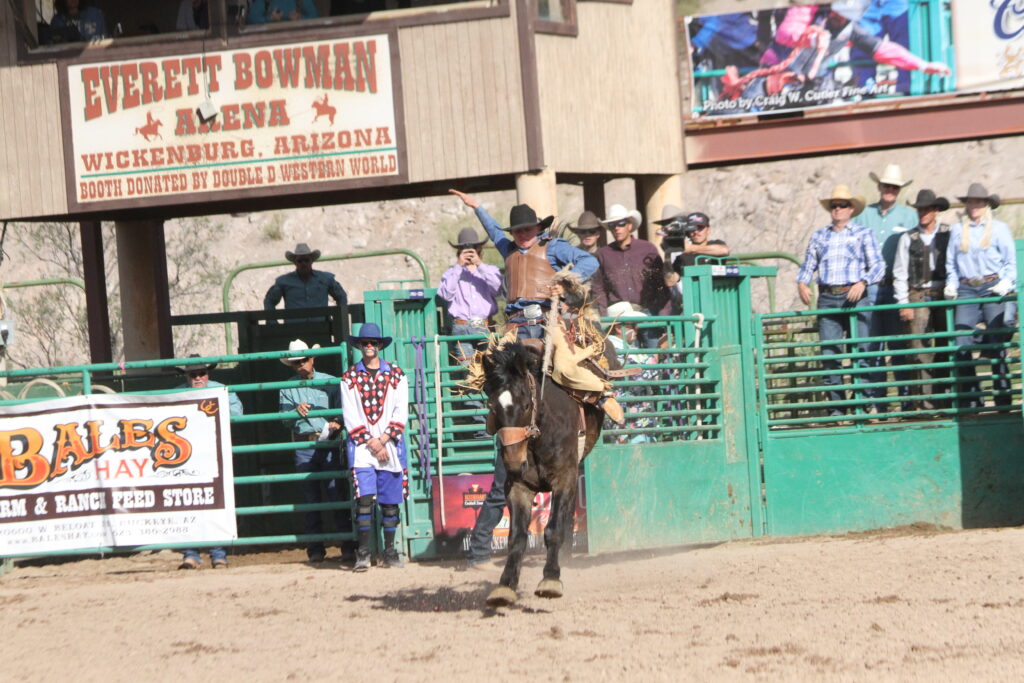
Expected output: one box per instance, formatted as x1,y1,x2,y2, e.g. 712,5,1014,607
278,339,344,563
797,185,885,416
943,183,1017,409
590,204,672,348
859,164,919,407
891,189,952,410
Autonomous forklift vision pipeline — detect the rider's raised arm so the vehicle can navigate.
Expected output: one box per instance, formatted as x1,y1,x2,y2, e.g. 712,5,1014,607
549,240,599,282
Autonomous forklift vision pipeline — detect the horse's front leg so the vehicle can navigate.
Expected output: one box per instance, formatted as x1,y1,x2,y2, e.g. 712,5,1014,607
486,483,533,607
536,482,577,598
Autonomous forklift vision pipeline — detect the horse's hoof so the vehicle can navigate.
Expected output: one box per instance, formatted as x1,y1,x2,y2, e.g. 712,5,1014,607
486,585,517,607
534,578,564,599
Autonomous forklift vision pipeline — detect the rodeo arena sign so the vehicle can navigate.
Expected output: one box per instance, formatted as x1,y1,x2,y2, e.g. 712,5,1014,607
684,0,1024,119
64,34,402,208
0,389,235,556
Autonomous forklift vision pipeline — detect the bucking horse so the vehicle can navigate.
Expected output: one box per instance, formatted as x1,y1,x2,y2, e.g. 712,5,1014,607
480,340,606,606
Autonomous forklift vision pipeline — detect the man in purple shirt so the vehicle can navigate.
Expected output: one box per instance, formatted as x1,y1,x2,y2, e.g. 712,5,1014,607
438,227,503,364
591,205,672,348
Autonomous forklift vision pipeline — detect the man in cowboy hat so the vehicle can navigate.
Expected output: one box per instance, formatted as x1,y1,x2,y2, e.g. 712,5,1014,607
859,164,919,398
944,183,1016,408
797,185,885,415
438,227,503,365
278,339,345,563
591,205,672,347
448,189,624,424
438,226,501,441
263,243,348,320
173,354,243,569
448,189,597,339
892,189,952,410
568,210,606,255
339,323,409,571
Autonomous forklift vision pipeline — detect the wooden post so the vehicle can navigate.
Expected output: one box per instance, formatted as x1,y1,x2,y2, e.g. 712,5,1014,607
79,221,112,364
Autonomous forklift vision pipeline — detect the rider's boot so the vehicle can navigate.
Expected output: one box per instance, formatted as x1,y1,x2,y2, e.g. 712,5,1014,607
597,394,625,425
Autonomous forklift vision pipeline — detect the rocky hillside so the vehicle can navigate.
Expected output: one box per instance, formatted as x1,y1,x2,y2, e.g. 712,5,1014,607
1,135,1021,369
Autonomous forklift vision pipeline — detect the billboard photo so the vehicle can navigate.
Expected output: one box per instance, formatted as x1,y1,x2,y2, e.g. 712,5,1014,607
684,0,964,119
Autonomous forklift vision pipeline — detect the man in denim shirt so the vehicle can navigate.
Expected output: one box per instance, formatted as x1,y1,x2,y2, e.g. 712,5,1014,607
279,339,343,563
797,185,885,415
264,243,347,322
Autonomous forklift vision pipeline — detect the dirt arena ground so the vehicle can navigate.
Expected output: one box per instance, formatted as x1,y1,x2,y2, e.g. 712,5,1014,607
4,524,1024,681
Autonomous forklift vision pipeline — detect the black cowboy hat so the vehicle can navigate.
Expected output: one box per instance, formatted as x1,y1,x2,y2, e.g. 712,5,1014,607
448,227,487,250
569,210,603,233
907,189,950,211
957,182,1000,209
348,322,393,350
505,204,554,232
174,354,217,374
285,243,321,262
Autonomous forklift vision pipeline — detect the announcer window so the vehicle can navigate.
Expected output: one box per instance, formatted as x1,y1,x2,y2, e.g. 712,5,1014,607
534,0,576,36
21,0,216,48
236,0,491,33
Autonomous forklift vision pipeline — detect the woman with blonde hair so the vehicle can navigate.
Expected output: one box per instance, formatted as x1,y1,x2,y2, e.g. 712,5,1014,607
943,183,1016,408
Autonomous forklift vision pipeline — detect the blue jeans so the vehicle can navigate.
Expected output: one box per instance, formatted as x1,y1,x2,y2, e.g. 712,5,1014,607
954,281,1015,406
467,449,507,563
817,288,878,409
295,445,347,554
869,284,909,399
182,547,227,564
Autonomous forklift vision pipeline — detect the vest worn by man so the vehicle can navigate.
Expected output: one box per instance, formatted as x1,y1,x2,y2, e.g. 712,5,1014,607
505,240,556,302
907,225,950,289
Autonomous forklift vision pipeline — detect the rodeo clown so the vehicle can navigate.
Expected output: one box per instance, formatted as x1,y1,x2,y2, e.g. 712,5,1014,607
340,322,410,571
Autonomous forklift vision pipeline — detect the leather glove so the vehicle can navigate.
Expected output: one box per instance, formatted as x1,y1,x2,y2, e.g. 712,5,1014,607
943,285,958,300
991,279,1013,297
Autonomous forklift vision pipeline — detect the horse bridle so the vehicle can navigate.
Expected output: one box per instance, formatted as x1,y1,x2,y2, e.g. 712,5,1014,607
495,371,541,447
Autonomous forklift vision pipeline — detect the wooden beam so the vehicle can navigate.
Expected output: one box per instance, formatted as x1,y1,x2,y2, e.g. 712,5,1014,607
684,97,1024,166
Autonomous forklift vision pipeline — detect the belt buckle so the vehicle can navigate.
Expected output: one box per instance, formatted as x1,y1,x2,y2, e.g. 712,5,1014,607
968,277,985,287
468,317,486,327
522,304,543,320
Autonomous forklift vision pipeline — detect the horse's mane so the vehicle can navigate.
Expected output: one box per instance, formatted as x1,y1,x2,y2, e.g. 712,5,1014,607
482,342,539,396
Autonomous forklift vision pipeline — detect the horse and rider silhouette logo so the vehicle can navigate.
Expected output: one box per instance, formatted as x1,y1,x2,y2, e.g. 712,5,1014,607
311,94,336,125
134,112,163,141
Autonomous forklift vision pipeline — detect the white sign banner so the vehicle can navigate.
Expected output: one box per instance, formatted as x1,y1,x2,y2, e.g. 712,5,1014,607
952,1,1024,92
66,34,400,205
0,388,235,556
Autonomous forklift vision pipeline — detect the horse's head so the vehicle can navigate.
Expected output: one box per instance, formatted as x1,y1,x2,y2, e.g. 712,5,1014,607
482,342,540,475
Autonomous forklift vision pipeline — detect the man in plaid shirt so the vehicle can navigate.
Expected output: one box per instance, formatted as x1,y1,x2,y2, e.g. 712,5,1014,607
797,185,885,415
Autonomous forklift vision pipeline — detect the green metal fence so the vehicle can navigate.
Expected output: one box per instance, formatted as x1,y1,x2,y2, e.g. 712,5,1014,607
755,291,1024,537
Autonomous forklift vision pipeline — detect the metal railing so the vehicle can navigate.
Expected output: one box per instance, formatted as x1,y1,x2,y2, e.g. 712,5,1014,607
0,312,720,564
756,295,1020,429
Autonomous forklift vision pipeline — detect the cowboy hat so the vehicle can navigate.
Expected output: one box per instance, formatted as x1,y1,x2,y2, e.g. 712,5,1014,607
280,339,321,365
448,227,487,250
569,210,603,233
601,204,642,229
907,189,950,211
285,243,321,262
653,205,686,226
957,182,1001,209
506,204,554,231
606,301,648,320
348,322,393,350
869,163,912,188
819,185,866,217
174,354,217,374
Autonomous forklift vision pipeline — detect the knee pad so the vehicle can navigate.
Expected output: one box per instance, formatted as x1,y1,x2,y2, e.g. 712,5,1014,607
356,495,375,530
380,503,400,529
